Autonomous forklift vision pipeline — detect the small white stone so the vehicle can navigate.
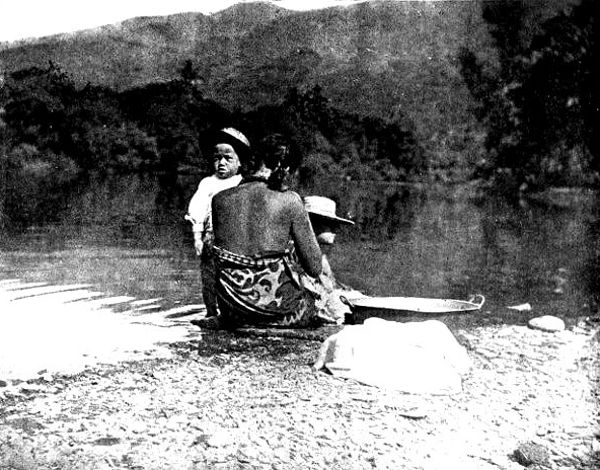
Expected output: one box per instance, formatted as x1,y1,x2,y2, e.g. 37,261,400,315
528,315,566,332
507,303,532,311
206,429,236,448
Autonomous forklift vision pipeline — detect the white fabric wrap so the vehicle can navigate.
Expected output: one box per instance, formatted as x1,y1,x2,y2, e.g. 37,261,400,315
313,318,472,395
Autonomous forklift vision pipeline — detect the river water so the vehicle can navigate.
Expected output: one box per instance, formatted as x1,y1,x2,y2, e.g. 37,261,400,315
1,172,598,327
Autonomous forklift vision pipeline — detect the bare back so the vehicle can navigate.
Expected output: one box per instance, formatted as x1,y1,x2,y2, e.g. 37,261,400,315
212,181,322,277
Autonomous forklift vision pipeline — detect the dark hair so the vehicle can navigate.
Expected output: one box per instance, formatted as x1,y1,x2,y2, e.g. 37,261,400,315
257,134,292,190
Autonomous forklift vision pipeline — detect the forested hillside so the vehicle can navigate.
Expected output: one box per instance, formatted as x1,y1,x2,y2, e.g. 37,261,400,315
1,0,595,192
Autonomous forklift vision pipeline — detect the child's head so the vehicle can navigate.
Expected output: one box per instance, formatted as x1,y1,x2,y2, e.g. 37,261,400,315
213,143,241,179
209,128,250,179
309,214,338,245
304,196,354,246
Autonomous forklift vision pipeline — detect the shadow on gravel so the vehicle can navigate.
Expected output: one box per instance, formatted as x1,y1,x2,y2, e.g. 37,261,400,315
188,327,342,363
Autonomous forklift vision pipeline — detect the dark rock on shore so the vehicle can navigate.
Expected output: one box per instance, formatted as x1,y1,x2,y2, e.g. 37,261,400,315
514,441,550,467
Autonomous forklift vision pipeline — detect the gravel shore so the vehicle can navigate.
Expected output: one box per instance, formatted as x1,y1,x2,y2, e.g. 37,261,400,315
1,321,599,470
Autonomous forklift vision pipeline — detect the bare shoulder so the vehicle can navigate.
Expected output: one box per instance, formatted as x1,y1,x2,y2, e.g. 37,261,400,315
278,189,303,205
278,190,306,216
280,190,302,203
212,185,239,208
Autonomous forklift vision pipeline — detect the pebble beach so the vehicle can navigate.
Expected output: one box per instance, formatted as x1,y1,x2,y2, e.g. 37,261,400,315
1,312,599,470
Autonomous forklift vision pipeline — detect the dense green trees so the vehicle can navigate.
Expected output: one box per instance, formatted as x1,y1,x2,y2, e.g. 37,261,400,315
3,0,595,194
459,0,599,192
0,62,160,172
118,59,229,173
3,2,595,193
237,85,425,183
0,62,424,182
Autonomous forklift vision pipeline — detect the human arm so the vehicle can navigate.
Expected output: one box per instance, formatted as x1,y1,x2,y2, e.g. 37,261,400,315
186,178,212,255
288,193,322,277
192,226,204,257
183,214,204,255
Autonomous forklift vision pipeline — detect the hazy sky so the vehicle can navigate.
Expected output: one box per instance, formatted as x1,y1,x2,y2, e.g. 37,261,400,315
0,0,367,43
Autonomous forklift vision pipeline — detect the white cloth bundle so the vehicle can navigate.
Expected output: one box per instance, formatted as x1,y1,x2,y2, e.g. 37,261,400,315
313,318,472,395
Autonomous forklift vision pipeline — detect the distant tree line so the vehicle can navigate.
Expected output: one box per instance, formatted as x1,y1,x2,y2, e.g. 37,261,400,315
0,59,425,183
459,0,599,192
3,0,596,194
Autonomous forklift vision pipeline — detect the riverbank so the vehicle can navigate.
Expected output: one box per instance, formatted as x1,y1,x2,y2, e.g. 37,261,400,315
1,318,598,470
0,280,201,382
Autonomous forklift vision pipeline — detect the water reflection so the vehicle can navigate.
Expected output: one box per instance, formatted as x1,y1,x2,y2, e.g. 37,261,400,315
299,178,423,243
0,164,88,234
579,198,600,316
0,172,597,326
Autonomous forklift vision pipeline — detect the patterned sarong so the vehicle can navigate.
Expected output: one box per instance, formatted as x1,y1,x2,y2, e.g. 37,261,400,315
212,244,318,327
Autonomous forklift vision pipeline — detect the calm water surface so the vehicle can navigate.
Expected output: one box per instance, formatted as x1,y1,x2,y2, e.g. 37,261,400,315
1,173,599,327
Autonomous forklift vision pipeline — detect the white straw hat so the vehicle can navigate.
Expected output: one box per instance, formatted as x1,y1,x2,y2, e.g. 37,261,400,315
304,196,354,225
217,127,250,149
207,127,251,159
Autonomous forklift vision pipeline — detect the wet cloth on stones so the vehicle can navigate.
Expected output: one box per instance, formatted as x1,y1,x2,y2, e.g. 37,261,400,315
313,318,472,395
212,244,319,328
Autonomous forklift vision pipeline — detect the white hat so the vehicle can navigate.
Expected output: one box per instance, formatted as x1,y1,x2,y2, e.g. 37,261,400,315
209,127,251,158
217,127,250,148
304,196,354,225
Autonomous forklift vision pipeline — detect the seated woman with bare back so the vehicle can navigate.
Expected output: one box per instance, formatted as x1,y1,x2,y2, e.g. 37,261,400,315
206,134,324,329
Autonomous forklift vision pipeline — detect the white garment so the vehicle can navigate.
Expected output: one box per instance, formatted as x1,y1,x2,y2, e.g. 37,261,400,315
313,318,472,395
187,174,242,235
